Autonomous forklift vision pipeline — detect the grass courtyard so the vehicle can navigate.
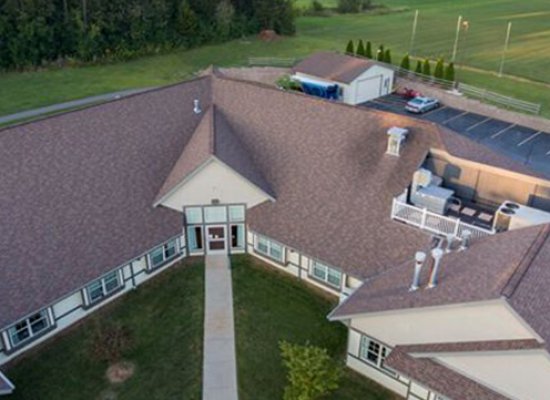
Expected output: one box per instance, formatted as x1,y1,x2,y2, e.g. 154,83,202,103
0,0,549,118
4,255,396,400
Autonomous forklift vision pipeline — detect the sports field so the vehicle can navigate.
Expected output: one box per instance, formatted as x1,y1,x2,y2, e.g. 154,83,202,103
0,0,549,118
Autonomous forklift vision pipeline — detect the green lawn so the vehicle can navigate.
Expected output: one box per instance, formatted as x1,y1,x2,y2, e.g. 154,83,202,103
1,0,549,118
232,255,397,400
5,260,204,400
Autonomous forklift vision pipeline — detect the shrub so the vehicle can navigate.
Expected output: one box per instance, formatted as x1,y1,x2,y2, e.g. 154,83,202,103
400,53,410,70
89,321,134,363
311,0,324,12
422,59,431,76
384,49,391,64
280,341,342,400
376,44,384,61
415,60,422,74
345,39,355,55
337,0,371,13
356,39,366,57
434,58,444,79
445,62,455,81
277,75,302,91
366,41,373,58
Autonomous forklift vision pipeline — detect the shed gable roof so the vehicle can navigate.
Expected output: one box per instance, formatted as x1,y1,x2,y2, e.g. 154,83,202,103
292,52,375,84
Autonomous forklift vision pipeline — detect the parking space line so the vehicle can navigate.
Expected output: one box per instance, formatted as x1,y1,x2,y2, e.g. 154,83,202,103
491,124,516,139
465,117,491,131
442,111,468,124
517,131,542,147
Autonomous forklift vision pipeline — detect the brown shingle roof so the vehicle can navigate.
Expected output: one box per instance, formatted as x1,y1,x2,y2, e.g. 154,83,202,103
385,346,510,400
0,371,14,395
292,52,375,84
397,339,543,354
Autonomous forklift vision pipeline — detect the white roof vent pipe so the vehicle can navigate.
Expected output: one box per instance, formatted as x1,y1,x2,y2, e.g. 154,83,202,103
409,251,427,292
459,230,472,251
445,234,455,253
193,99,202,114
427,248,444,289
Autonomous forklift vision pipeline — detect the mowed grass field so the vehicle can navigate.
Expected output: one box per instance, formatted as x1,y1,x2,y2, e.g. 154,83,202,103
1,0,549,117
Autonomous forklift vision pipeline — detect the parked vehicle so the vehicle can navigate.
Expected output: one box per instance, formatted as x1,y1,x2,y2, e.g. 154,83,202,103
405,97,440,113
399,87,422,100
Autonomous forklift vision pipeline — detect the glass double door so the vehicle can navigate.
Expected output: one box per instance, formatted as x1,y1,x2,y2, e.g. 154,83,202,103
206,225,227,254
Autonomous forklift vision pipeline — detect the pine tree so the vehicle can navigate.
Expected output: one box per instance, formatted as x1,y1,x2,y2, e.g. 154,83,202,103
376,44,384,61
445,62,455,81
400,54,410,70
422,58,431,76
345,39,354,55
356,39,365,57
434,58,444,79
415,60,422,74
384,49,391,64
365,41,372,58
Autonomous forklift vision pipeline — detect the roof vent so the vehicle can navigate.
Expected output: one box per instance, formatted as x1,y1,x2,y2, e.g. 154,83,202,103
427,248,444,289
386,127,409,156
459,230,472,251
193,99,202,114
409,251,427,292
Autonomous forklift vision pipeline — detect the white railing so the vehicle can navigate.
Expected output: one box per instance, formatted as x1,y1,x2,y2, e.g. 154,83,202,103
458,83,541,115
391,197,495,240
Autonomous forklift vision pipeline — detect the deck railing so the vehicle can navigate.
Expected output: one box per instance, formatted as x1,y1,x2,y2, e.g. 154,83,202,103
391,197,495,240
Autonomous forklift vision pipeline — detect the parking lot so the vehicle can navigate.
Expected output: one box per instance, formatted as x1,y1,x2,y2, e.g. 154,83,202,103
364,94,550,177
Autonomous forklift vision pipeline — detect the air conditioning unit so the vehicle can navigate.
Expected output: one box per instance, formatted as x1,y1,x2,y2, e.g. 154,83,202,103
410,168,452,215
493,201,550,232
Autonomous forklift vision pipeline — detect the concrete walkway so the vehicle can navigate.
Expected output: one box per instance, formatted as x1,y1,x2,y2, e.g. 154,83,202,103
203,255,238,400
0,87,155,125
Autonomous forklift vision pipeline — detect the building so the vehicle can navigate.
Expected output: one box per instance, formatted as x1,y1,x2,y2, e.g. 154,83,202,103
1,68,550,399
292,52,394,104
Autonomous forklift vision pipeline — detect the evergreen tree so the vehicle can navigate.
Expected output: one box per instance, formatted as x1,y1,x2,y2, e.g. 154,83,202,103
345,39,354,55
376,44,384,61
415,60,422,74
400,53,410,70
384,49,391,64
422,58,431,76
434,58,444,79
445,62,455,81
365,41,372,58
356,39,365,57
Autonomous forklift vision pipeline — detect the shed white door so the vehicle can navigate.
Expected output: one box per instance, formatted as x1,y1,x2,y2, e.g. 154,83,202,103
354,75,382,104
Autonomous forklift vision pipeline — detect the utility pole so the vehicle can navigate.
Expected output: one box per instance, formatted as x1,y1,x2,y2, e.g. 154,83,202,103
409,9,419,56
451,15,463,62
498,22,512,77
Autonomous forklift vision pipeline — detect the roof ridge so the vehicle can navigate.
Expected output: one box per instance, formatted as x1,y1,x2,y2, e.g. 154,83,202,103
210,104,216,155
501,224,550,298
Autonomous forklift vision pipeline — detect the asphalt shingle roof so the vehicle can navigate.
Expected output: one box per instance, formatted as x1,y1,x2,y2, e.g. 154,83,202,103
292,52,375,84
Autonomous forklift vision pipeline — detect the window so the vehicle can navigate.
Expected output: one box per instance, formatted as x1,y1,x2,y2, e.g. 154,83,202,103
310,260,342,289
185,207,203,224
231,224,245,249
229,205,245,222
359,336,391,371
187,226,203,252
86,270,123,304
149,238,180,269
204,206,227,223
254,235,285,263
7,310,52,348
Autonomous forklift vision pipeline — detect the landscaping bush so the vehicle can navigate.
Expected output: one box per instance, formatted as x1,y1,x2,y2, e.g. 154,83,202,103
434,58,444,79
366,41,373,58
280,341,342,400
345,39,355,55
415,60,422,74
89,321,134,363
445,62,456,82
400,53,410,70
422,59,431,76
336,0,372,13
384,49,391,64
277,75,302,91
311,0,324,12
356,39,366,57
376,45,384,61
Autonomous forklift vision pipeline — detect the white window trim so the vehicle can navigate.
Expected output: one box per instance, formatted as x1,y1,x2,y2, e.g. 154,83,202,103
359,335,394,375
85,269,124,306
6,308,54,349
254,234,285,264
309,260,342,289
148,237,181,270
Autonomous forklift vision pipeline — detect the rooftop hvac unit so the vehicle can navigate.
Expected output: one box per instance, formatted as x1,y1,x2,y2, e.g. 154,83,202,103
410,168,453,215
493,201,550,232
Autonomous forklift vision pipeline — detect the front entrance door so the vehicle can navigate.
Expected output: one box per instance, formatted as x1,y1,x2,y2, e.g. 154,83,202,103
206,225,227,254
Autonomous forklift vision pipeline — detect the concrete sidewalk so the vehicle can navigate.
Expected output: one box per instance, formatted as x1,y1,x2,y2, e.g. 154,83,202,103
203,255,238,400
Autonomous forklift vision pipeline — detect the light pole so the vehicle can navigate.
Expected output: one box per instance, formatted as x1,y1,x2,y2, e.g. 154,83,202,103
455,19,470,84
409,9,419,56
498,22,512,77
451,15,463,63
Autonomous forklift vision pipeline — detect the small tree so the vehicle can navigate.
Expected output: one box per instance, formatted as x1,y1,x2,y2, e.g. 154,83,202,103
400,53,410,70
345,39,354,55
445,62,455,81
415,60,422,74
356,39,366,57
422,58,431,76
384,49,391,64
280,341,342,400
434,58,444,79
365,41,373,58
376,44,384,61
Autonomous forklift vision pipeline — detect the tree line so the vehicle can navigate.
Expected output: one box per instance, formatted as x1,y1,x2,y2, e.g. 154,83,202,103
0,0,295,70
